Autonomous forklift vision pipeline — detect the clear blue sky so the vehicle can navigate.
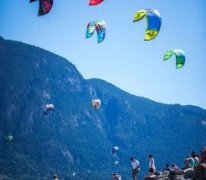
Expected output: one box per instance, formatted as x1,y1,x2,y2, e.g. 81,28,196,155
0,0,206,109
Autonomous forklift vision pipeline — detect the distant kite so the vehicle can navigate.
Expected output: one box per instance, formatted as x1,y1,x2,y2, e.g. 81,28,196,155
6,135,14,142
133,9,161,41
91,99,101,109
30,0,53,16
164,49,186,69
89,0,104,6
112,146,119,155
44,104,55,115
86,20,106,43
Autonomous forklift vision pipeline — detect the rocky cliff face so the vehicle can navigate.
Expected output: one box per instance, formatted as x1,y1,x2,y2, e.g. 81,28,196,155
0,37,206,179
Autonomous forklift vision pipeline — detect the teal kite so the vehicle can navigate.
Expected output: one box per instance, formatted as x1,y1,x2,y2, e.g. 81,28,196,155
133,9,161,41
86,20,106,43
164,49,186,69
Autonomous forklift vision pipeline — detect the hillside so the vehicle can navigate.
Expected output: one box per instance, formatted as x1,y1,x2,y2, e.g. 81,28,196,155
0,36,206,179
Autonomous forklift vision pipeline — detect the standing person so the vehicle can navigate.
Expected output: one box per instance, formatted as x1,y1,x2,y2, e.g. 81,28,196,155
148,154,156,173
130,157,140,180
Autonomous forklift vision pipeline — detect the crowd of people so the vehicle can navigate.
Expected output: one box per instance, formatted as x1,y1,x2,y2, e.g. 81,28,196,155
112,146,206,180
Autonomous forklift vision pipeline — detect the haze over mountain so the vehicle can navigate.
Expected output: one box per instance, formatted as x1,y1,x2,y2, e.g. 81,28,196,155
0,36,205,179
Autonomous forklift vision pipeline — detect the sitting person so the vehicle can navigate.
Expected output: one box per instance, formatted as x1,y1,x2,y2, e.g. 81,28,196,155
184,155,195,169
171,163,179,171
194,163,206,180
191,151,200,167
168,163,183,180
200,147,206,163
144,168,158,180
163,163,172,172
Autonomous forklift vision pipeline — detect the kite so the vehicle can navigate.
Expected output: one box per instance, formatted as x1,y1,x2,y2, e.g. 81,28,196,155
89,0,104,6
6,135,14,142
112,146,119,155
164,49,185,69
133,9,161,41
30,0,53,16
86,20,106,43
44,104,54,115
91,99,101,109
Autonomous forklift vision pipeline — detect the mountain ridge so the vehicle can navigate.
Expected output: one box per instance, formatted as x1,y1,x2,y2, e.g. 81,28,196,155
0,36,205,180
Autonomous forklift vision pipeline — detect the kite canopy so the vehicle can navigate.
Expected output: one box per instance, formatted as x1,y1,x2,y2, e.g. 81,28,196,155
112,146,119,154
30,0,53,16
164,49,185,69
86,20,106,43
91,99,101,109
133,9,161,41
6,135,14,142
89,0,104,6
44,104,55,115
45,104,54,110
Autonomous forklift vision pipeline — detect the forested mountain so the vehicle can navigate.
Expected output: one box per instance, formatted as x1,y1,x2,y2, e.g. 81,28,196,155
0,36,205,179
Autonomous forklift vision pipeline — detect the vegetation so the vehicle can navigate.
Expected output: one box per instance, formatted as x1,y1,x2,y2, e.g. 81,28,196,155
0,36,206,179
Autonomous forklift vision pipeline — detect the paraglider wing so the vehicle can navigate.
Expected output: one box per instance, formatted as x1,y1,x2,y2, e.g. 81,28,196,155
38,0,53,16
89,0,104,6
86,22,96,39
163,49,185,69
133,9,161,41
95,20,106,43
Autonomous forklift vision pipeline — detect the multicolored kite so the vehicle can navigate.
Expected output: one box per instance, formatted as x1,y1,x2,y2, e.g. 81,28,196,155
133,9,161,41
164,49,186,69
86,20,106,43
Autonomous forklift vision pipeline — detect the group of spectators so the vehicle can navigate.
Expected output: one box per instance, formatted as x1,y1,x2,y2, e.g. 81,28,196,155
112,146,206,180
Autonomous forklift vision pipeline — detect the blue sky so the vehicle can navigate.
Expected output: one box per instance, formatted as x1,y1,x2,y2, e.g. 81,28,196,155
0,0,206,109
